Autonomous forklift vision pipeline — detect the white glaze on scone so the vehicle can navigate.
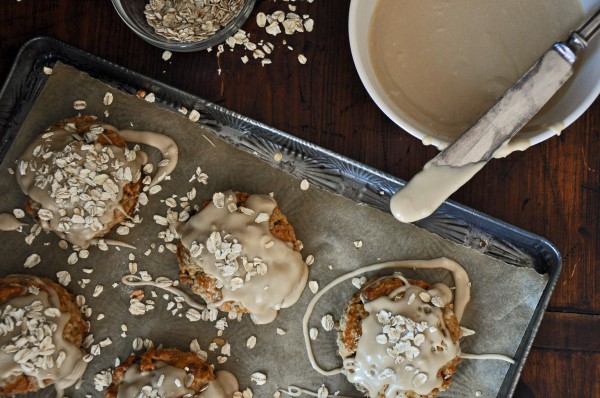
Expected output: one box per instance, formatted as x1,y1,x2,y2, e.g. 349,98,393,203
0,276,87,397
15,120,178,248
179,191,308,324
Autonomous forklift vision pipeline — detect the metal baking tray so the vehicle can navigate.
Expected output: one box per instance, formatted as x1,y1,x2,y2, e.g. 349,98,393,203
0,36,561,397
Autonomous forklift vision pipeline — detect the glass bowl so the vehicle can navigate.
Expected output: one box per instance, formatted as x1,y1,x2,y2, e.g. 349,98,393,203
111,0,257,52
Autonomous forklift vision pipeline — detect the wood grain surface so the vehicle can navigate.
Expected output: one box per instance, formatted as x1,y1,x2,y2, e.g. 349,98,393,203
1,1,598,396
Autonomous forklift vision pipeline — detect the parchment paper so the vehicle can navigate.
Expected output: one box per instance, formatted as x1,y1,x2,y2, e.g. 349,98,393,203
0,63,548,397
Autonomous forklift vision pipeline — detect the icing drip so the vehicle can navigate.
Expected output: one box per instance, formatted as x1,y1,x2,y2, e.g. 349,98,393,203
278,386,354,398
117,130,178,187
179,191,308,324
121,275,206,311
459,353,515,364
0,276,87,397
0,213,26,232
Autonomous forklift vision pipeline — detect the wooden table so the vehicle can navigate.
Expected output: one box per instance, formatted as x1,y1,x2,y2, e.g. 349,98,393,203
1,1,598,396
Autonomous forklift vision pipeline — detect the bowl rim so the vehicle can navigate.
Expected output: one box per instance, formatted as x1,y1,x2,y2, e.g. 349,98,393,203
348,0,600,151
111,0,257,52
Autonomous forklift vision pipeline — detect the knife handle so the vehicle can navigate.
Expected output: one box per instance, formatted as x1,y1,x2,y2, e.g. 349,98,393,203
568,5,600,52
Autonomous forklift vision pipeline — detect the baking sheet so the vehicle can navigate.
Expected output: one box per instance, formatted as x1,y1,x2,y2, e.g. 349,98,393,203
0,63,548,397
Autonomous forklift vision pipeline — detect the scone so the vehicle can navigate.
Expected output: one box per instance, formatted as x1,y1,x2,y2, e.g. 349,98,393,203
16,116,178,248
105,348,239,398
0,274,88,397
177,190,308,324
337,274,462,398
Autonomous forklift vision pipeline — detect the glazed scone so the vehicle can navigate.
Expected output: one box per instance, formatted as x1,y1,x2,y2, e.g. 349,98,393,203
16,116,178,248
337,274,462,398
0,274,88,397
177,191,308,324
105,348,239,398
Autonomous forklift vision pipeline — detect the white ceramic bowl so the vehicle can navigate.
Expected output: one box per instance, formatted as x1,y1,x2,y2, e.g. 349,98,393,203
349,0,600,151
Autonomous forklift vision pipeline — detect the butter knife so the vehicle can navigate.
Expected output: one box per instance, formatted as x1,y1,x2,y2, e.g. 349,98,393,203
391,6,600,223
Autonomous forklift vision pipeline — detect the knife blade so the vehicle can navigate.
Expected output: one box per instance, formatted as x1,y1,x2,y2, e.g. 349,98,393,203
391,6,600,223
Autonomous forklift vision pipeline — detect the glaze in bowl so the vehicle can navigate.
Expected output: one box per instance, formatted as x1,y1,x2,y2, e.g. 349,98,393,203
349,0,600,151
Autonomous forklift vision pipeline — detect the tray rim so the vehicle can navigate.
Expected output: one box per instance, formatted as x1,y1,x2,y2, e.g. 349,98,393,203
0,35,562,398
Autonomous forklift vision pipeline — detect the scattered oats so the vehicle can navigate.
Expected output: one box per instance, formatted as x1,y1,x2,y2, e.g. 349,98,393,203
300,179,310,190
213,192,225,208
154,215,169,226
133,337,144,351
256,12,267,27
57,270,71,286
103,92,114,106
305,254,315,265
13,208,25,218
24,253,41,268
431,296,445,308
419,292,431,303
116,226,130,235
413,373,428,388
254,212,269,223
178,107,188,115
246,335,257,349
99,338,112,347
165,198,177,208
298,54,307,64
93,285,104,297
149,185,162,195
352,276,367,289
217,355,228,364
273,151,283,161
251,372,267,385
138,192,149,206
407,293,416,305
309,281,319,294
310,328,318,340
317,385,328,398
304,18,314,32
376,334,388,344
73,100,87,110
121,324,128,332
276,328,286,335
90,344,101,356
242,388,253,398
145,93,156,103
162,50,172,61
461,326,476,337
261,58,272,66
186,308,202,322
241,55,249,64
321,314,334,331
79,249,89,259
43,66,53,75
240,207,255,216
475,390,483,397
189,109,201,122
7,168,14,175
353,240,363,248
264,240,275,249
